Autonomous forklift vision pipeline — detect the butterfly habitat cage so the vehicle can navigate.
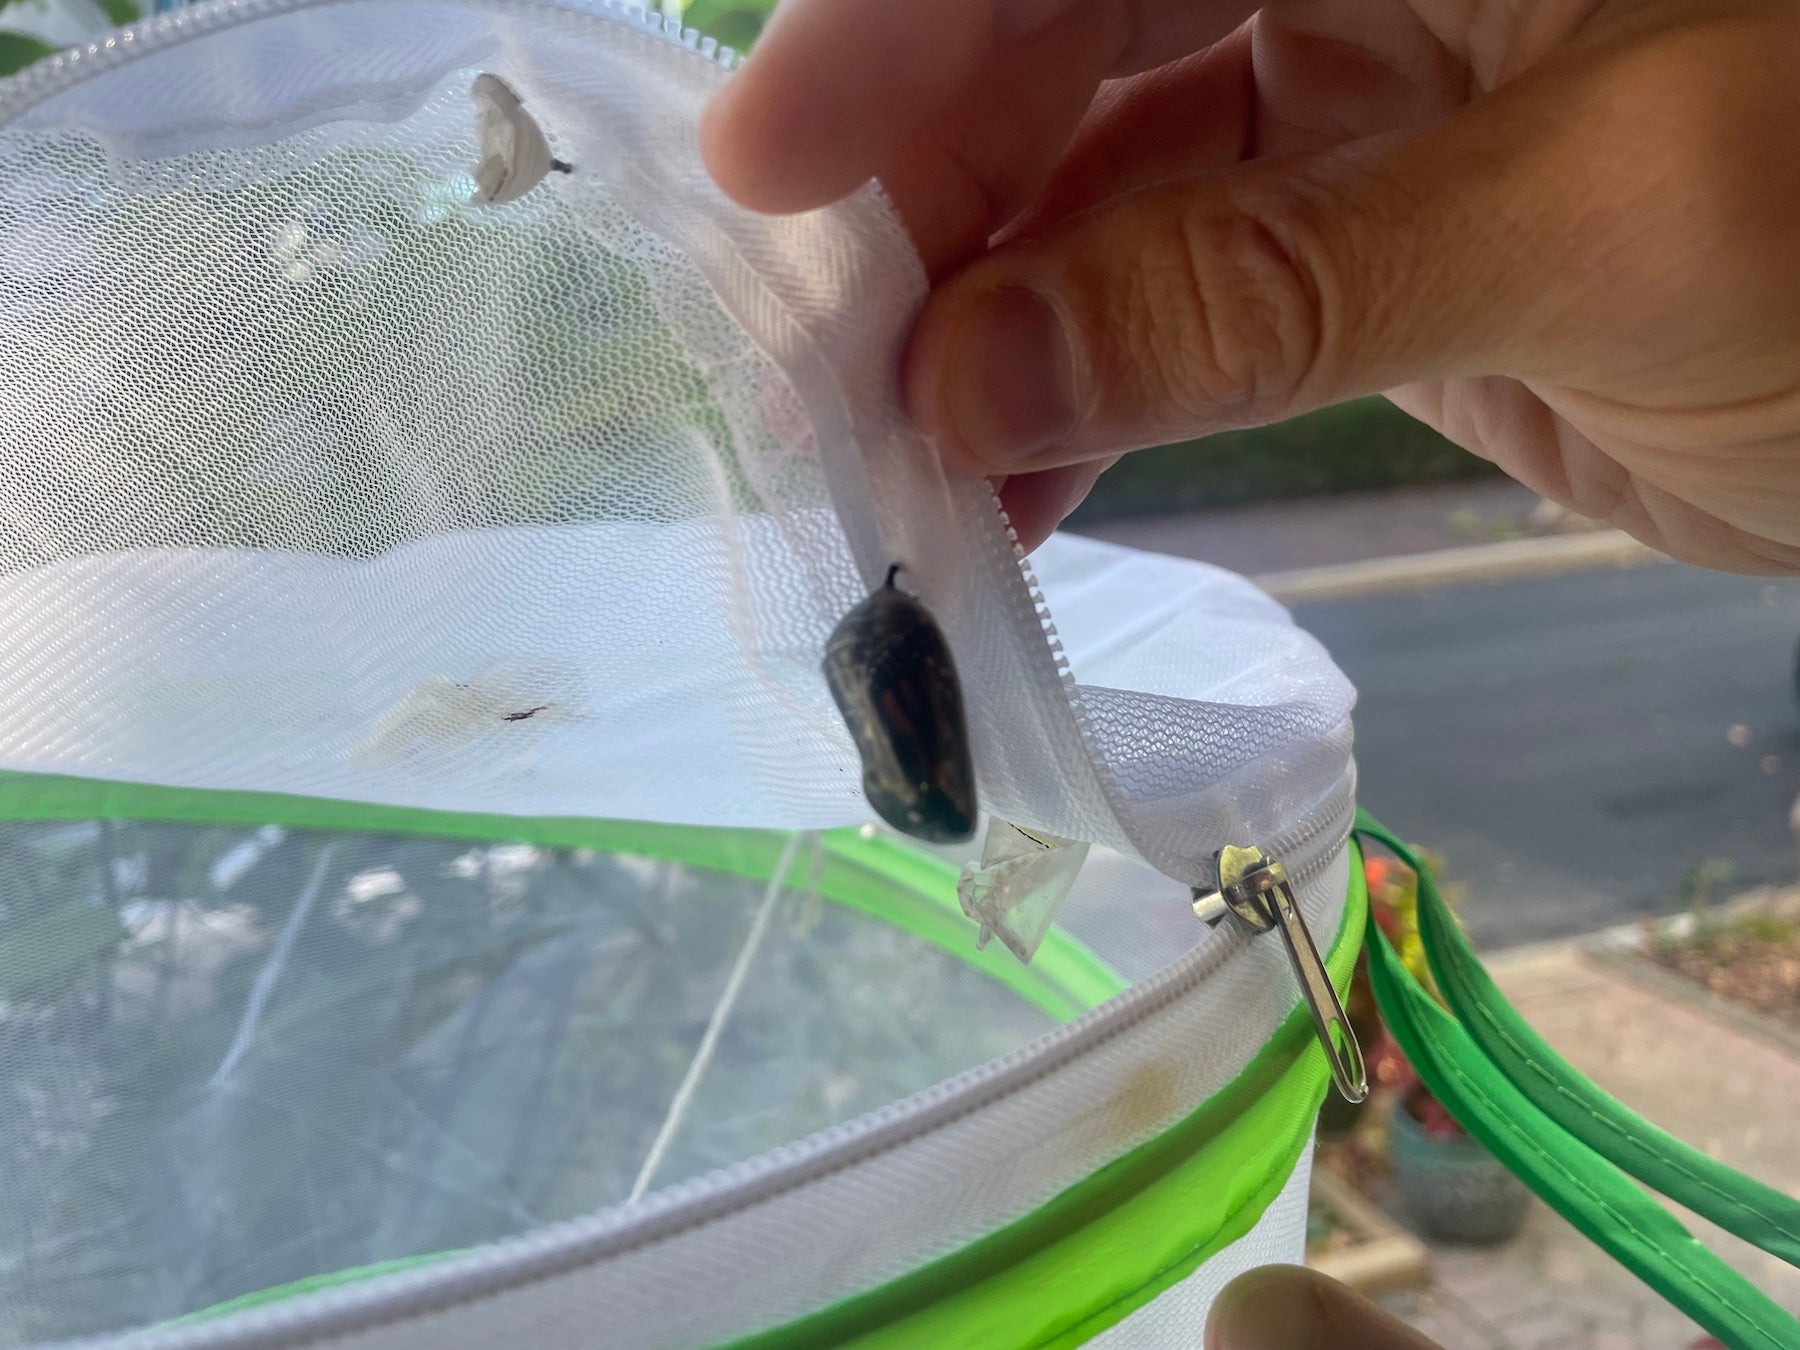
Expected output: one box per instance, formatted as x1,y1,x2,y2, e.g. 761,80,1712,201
0,2,1377,1346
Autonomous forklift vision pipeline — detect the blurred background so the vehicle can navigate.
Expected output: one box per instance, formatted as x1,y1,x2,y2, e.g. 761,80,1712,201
10,0,1795,953
3,2,1796,1346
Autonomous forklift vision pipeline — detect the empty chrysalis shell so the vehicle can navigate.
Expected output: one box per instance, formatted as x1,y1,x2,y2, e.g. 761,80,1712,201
823,567,977,845
469,73,571,205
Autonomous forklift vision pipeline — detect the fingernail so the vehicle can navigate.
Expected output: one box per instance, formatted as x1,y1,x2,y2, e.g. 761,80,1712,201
931,285,1078,471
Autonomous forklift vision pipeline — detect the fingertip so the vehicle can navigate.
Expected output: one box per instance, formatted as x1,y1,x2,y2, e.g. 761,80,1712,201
902,277,992,476
900,284,955,444
1207,1265,1441,1350
995,459,1112,553
699,75,860,215
695,90,756,207
1205,1265,1305,1349
702,0,992,216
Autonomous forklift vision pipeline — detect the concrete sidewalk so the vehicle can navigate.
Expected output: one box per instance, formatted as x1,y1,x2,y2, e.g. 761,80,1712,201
1069,478,1560,578
1068,478,1666,605
1374,944,1800,1349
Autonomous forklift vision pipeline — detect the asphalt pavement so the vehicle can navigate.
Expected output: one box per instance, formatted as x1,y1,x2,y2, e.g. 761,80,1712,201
1294,560,1800,948
1075,487,1800,949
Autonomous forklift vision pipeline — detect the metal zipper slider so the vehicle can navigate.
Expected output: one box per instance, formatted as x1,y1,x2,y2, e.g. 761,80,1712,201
1192,844,1368,1104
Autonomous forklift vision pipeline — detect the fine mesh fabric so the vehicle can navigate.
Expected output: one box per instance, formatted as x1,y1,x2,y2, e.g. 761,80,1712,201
1087,1143,1316,1350
0,820,1058,1344
0,0,1354,886
0,3,1363,1347
75,849,1347,1350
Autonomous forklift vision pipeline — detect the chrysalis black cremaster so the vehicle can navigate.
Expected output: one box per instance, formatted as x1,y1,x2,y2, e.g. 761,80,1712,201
823,567,977,845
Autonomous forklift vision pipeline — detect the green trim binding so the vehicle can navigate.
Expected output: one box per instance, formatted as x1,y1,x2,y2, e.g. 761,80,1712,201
11,769,1130,1330
1360,812,1800,1268
0,771,1123,1022
150,803,1360,1346
1358,812,1800,1350
717,845,1365,1350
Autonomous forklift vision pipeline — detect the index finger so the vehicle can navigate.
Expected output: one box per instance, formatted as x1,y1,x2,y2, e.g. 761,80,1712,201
700,0,1013,214
698,0,1255,216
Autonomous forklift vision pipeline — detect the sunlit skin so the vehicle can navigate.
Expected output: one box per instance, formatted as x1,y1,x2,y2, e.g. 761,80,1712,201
702,0,1800,575
706,0,1800,1339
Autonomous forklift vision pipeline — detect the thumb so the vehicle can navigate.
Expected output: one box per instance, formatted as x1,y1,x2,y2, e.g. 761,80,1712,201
901,98,1581,475
1206,1265,1443,1350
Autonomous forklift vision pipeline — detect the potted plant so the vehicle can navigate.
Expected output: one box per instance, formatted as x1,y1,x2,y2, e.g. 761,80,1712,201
1362,849,1534,1246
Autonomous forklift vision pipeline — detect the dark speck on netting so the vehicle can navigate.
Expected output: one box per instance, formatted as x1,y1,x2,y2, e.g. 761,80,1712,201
503,705,550,723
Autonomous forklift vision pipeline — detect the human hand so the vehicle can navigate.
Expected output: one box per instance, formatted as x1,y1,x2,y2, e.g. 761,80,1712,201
701,0,1800,569
1207,1265,1442,1349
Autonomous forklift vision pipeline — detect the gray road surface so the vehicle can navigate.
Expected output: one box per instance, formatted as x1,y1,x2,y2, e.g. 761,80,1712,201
1288,560,1800,949
1074,478,1544,576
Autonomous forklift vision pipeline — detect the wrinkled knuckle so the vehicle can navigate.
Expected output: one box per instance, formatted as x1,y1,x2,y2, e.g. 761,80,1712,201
1142,192,1329,416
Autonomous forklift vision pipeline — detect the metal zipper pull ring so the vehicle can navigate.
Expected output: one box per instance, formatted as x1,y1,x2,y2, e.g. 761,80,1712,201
1192,844,1368,1104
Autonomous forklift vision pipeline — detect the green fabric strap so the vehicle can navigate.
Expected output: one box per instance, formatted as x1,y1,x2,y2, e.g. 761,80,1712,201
1357,812,1800,1269
1357,812,1800,1350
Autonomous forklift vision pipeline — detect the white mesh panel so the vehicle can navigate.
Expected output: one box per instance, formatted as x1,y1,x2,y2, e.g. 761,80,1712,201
0,0,1354,884
1088,1142,1315,1349
92,851,1348,1350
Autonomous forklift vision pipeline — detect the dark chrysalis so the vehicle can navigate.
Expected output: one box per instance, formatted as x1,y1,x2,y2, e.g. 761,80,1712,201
823,566,977,845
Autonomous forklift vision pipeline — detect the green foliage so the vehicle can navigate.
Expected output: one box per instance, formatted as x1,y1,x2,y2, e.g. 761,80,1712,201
1678,855,1739,913
0,0,143,80
1069,397,1500,522
1739,911,1800,945
681,0,778,51
1675,905,1793,960
0,819,1047,1342
0,30,55,77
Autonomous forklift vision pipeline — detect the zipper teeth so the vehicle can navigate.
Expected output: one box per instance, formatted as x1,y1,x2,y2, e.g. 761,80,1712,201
3,9,1358,1338
0,0,739,126
983,491,1353,892
132,837,1349,1350
985,483,1132,851
0,0,1352,895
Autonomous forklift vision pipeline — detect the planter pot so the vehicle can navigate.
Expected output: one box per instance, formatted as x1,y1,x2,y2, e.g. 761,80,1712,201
1388,1098,1533,1245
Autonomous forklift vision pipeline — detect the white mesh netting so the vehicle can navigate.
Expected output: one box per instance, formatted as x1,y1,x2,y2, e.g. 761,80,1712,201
0,10,875,827
0,0,1354,883
0,2,1359,1346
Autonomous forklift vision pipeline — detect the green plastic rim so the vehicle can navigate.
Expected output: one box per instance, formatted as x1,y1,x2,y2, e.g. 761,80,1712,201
7,769,1354,1344
0,770,1123,1020
716,843,1365,1350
